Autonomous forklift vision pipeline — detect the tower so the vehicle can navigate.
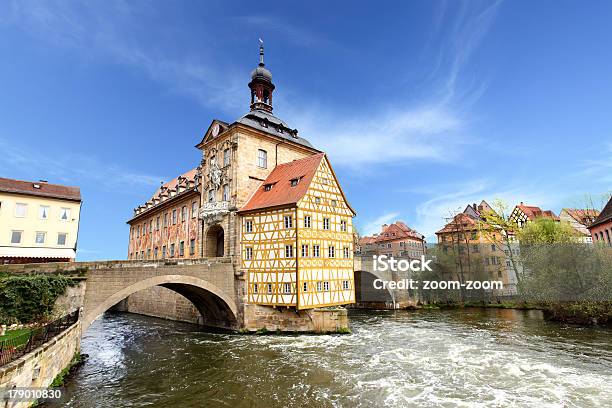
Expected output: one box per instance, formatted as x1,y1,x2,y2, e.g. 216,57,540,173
248,40,275,113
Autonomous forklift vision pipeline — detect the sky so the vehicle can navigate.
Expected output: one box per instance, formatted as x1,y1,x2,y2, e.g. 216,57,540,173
1,0,611,260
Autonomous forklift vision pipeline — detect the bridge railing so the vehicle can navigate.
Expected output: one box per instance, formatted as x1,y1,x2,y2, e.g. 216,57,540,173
0,310,80,366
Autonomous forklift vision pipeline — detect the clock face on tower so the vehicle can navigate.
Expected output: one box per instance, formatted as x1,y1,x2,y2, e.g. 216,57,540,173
211,123,220,137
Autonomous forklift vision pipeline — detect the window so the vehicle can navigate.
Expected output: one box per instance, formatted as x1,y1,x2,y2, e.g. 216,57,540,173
163,213,168,227
179,241,185,257
491,244,496,251
313,245,320,257
301,244,309,257
316,281,322,292
245,220,253,233
154,247,159,259
304,215,311,228
285,245,294,258
35,232,46,244
245,247,253,260
39,205,50,219
223,148,230,166
264,184,273,192
328,246,335,258
258,149,267,168
59,207,70,221
290,178,299,187
191,201,198,218
331,200,337,207
147,249,151,259
498,271,503,278
253,283,258,294
323,218,330,230
222,184,230,201
11,231,23,244
315,197,321,204
342,280,350,290
170,243,175,257
303,282,308,292
162,246,167,258
340,220,347,232
156,217,160,230
267,283,273,294
283,283,291,294
172,209,177,224
149,220,153,233
190,239,195,255
323,281,330,291
284,215,293,229
343,247,350,258
181,206,187,222
387,243,392,248
208,190,215,203
137,226,141,237
210,155,216,167
57,233,67,246
15,203,27,217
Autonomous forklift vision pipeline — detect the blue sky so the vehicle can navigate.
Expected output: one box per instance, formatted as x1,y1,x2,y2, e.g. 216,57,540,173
1,0,611,260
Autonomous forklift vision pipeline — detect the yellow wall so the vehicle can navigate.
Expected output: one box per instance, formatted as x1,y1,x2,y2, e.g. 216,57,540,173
0,192,81,254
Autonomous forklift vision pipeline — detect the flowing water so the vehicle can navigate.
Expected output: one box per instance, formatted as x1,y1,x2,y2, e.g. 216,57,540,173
46,309,611,407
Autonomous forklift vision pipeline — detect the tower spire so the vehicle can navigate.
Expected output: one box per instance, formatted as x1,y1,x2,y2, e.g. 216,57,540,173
259,38,265,66
249,39,275,113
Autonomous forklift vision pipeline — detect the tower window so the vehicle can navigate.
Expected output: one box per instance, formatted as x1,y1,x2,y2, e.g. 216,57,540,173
258,149,267,168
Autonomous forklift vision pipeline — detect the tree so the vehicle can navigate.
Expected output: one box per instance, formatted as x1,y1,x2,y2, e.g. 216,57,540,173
517,217,579,244
477,199,522,282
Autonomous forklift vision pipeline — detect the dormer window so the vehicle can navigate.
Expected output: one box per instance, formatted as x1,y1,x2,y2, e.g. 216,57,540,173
264,184,273,192
290,178,300,187
277,127,283,134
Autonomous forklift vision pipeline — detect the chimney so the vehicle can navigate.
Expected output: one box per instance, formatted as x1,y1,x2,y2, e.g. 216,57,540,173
520,201,524,206
382,224,388,231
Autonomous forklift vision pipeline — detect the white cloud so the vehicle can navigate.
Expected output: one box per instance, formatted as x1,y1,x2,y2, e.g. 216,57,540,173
0,138,164,192
358,211,401,236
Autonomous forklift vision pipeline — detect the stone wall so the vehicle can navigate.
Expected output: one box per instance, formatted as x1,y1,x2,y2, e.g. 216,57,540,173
0,322,81,408
243,304,349,333
121,286,202,325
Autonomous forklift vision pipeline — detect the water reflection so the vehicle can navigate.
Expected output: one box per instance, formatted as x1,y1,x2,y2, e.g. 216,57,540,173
45,309,612,407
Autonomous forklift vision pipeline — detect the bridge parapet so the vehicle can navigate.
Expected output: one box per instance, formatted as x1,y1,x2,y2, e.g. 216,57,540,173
0,257,233,274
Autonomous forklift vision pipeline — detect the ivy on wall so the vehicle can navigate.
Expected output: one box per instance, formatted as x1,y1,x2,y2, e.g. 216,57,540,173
0,273,78,324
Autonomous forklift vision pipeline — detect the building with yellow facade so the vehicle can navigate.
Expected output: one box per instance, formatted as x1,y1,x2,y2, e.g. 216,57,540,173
0,177,81,264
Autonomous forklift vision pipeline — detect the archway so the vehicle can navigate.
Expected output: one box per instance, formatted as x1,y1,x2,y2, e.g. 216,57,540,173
83,275,238,332
205,224,225,257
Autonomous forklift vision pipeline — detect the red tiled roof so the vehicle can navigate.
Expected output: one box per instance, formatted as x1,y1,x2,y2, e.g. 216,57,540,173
563,208,600,226
0,177,81,201
374,222,424,242
239,153,325,213
517,205,559,221
358,236,376,245
435,213,479,234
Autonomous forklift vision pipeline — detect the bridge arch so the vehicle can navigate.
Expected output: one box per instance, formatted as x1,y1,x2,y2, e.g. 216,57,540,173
353,270,396,309
83,274,238,332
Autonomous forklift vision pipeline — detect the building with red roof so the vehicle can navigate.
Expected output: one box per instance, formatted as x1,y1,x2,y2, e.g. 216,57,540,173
357,221,426,258
588,196,612,246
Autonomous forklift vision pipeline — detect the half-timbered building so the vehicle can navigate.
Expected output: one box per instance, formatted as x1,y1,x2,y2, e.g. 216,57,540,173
238,153,356,309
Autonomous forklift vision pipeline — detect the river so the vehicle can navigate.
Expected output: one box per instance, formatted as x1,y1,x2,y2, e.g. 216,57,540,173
45,308,611,407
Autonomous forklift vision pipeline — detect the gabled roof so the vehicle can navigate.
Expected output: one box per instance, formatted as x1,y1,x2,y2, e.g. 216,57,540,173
195,110,318,151
0,177,81,202
373,222,424,242
561,208,600,226
590,196,612,228
515,204,559,221
238,153,325,213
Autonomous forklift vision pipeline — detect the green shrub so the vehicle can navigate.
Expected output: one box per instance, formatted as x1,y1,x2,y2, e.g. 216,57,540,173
0,273,78,324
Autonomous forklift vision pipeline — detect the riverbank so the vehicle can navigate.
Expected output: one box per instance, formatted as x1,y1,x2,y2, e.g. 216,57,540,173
418,301,612,326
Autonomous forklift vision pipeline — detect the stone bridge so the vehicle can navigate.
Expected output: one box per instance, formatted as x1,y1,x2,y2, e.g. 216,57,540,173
1,258,240,331
353,256,417,309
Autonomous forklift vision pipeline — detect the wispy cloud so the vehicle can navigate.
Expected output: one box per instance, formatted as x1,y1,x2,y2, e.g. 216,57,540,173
0,138,163,192
358,211,401,236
